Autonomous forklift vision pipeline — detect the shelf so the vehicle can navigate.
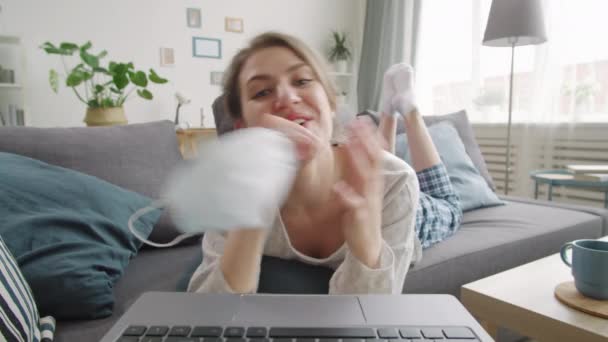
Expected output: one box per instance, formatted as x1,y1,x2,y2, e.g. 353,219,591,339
0,35,20,45
328,72,353,77
0,83,22,89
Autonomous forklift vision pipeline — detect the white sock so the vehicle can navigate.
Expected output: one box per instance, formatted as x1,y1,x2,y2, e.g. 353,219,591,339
379,63,418,118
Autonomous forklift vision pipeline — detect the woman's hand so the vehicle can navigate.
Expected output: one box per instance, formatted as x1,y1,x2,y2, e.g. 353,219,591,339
333,121,384,268
251,113,320,161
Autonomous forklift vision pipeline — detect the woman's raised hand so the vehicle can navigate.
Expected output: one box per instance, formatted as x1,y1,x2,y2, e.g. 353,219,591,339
333,120,384,268
252,113,321,161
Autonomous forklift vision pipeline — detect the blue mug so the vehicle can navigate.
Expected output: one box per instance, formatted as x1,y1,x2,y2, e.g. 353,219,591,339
560,239,608,300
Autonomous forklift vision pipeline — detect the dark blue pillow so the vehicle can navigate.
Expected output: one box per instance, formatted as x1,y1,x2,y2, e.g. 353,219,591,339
0,152,161,319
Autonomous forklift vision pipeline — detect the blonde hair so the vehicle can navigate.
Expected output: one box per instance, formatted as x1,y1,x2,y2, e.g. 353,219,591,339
222,32,337,120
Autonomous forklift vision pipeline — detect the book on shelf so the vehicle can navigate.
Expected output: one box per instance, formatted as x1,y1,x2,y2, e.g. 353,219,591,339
573,173,608,182
2,104,25,126
566,164,608,174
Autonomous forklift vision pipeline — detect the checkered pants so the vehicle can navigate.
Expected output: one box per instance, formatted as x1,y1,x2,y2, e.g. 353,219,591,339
415,163,463,249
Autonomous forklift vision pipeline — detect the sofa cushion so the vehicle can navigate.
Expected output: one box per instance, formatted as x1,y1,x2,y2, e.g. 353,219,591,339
410,110,495,191
403,200,604,296
0,120,182,243
52,244,201,342
0,152,161,319
0,235,56,342
396,121,503,211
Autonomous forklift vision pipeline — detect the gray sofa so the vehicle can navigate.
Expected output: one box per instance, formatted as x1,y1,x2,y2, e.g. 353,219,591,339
0,120,606,342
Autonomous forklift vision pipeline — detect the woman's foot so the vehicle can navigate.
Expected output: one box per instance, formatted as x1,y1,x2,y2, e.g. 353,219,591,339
380,63,417,118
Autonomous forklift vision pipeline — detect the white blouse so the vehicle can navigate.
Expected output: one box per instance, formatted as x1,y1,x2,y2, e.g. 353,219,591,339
188,151,421,294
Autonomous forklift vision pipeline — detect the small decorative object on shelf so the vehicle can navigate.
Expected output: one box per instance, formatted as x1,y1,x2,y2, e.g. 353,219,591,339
0,65,15,83
328,31,351,73
174,92,191,125
40,41,169,126
176,128,217,159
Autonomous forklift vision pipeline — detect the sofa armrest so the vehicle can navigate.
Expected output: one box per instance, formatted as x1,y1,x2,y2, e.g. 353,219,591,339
500,195,608,236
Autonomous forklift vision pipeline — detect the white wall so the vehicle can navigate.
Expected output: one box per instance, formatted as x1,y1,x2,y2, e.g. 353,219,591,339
0,0,365,127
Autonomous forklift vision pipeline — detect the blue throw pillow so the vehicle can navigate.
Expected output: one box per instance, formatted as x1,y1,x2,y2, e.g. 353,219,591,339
396,121,503,211
0,152,161,319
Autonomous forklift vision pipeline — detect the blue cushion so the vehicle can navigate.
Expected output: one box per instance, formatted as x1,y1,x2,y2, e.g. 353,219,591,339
0,152,161,319
0,235,56,341
396,121,503,211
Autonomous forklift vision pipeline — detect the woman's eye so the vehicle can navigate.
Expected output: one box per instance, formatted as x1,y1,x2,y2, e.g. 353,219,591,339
252,89,271,99
295,78,312,86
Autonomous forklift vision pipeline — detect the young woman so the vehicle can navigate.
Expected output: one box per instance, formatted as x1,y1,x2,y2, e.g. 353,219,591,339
188,32,421,294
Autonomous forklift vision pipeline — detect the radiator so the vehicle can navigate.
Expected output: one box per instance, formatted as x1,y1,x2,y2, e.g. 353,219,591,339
472,123,608,208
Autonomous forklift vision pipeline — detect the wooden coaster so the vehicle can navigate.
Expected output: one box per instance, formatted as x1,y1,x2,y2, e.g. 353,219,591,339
554,281,608,319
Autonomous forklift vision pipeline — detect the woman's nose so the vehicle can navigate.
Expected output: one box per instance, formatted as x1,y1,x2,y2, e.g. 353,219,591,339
273,84,301,110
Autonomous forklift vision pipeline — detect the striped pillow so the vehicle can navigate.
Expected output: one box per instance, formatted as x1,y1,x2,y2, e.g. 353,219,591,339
0,235,56,342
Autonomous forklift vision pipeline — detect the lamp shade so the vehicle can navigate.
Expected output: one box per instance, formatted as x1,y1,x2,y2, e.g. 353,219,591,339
483,0,547,47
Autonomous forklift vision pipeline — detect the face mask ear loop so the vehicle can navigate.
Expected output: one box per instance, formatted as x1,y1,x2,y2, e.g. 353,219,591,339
128,199,199,248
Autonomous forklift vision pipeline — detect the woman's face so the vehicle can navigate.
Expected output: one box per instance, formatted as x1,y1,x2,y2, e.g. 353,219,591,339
238,46,333,142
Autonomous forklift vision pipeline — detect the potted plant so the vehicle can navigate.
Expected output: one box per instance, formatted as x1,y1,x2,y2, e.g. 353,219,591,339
40,41,168,126
328,31,352,73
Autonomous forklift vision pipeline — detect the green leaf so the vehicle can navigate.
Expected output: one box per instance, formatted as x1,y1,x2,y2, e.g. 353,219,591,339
127,62,134,70
149,69,168,84
49,69,59,93
109,87,121,94
94,84,105,94
113,63,128,75
128,71,148,87
102,98,115,107
66,71,84,87
87,99,99,108
113,73,129,90
80,50,99,68
80,41,92,52
81,71,93,81
109,61,117,73
97,50,108,59
137,88,153,100
40,42,66,55
59,42,78,55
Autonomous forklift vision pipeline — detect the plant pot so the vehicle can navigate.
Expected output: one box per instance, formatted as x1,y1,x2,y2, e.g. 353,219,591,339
84,107,127,126
334,60,348,73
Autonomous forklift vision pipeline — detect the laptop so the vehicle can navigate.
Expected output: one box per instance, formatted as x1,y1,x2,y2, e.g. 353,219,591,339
100,292,493,342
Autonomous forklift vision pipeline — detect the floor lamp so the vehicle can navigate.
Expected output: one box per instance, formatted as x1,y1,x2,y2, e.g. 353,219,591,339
482,0,547,195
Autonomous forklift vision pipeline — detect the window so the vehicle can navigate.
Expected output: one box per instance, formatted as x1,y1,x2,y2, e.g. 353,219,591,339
416,0,608,123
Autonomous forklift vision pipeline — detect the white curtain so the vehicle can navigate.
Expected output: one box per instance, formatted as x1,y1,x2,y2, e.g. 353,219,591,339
356,0,421,112
415,0,608,203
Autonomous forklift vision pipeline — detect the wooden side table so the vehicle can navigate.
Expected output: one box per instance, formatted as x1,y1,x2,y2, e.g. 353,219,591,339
461,236,608,342
176,128,217,159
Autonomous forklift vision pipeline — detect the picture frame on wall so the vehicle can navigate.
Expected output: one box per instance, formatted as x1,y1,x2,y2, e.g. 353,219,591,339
210,71,224,85
186,8,202,28
225,17,244,33
192,37,222,59
159,47,175,67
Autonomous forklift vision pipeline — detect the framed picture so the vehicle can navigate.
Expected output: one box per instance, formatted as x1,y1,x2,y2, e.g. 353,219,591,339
159,47,175,67
210,71,224,85
225,17,244,33
192,37,222,59
186,8,202,28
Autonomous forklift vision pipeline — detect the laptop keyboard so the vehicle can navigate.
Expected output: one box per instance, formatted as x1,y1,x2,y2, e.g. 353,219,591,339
117,326,479,342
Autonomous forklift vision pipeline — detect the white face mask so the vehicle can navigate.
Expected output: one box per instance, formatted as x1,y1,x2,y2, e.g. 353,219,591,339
129,128,299,248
